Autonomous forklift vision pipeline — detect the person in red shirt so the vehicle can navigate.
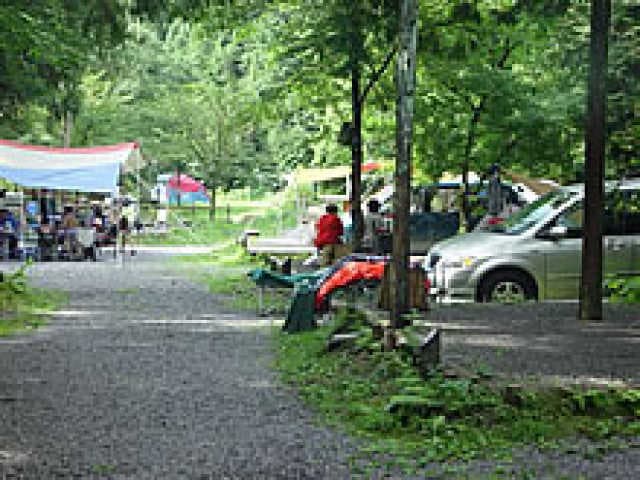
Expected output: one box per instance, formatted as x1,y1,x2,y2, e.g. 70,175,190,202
314,204,343,250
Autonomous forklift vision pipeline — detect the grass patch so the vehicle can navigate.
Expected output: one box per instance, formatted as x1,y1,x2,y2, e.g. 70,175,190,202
1,264,68,336
203,261,291,314
273,315,640,472
170,196,302,312
138,196,298,246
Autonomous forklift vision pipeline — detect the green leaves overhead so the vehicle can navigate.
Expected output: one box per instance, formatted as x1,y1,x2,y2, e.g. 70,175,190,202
0,0,637,190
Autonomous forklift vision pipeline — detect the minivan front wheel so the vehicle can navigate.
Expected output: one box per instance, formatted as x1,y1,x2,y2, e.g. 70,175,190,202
479,270,536,304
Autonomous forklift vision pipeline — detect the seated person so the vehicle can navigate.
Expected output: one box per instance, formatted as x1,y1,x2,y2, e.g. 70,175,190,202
38,222,56,260
77,220,97,261
0,208,19,258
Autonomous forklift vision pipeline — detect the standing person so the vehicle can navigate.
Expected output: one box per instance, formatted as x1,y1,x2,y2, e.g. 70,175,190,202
61,205,79,258
363,199,384,254
314,204,344,265
118,201,130,256
487,164,503,217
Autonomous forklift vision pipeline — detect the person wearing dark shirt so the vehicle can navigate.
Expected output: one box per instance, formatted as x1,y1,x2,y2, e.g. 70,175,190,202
0,209,19,258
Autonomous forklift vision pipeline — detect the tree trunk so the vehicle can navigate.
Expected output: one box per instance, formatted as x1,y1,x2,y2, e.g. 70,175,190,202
209,186,216,222
176,164,181,207
462,107,481,231
390,0,417,331
63,110,73,147
351,64,363,251
580,0,610,321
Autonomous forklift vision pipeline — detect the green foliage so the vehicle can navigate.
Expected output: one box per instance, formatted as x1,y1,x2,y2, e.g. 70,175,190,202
0,262,29,297
0,263,67,336
3,0,638,194
605,275,640,304
274,323,640,471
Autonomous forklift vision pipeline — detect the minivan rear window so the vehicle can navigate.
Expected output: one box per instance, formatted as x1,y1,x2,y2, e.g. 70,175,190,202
499,189,573,235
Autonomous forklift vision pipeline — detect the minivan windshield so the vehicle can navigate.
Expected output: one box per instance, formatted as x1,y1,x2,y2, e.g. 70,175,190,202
498,189,574,235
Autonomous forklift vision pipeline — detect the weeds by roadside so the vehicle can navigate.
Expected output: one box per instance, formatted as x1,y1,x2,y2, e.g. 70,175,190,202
0,263,67,336
273,311,640,475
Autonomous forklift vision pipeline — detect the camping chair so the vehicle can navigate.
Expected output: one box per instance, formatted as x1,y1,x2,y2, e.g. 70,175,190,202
247,268,327,316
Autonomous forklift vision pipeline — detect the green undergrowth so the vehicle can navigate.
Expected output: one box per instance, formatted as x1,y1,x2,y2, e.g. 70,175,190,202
606,275,640,303
0,264,68,336
274,311,640,472
175,244,291,313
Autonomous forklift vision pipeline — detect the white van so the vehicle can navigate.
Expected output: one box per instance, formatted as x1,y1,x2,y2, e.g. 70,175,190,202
424,179,640,302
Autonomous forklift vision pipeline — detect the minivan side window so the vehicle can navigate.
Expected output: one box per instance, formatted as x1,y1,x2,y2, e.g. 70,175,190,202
542,189,640,238
554,203,584,238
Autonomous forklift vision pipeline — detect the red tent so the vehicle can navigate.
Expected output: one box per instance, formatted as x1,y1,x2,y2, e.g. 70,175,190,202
362,162,381,173
168,174,206,193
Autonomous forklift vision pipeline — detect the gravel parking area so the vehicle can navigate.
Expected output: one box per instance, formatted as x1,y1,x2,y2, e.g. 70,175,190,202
0,253,355,479
1,252,639,479
425,301,640,387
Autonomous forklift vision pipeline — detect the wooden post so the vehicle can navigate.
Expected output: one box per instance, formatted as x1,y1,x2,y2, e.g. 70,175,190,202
391,0,417,330
580,0,610,321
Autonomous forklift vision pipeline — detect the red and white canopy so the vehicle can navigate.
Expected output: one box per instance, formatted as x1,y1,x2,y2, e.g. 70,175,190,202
0,140,141,193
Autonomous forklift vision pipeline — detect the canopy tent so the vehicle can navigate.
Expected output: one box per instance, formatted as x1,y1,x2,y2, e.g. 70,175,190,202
167,173,210,205
0,140,141,193
287,162,382,186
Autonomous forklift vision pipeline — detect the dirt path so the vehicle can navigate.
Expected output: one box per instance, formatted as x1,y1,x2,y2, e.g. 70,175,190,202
0,253,354,479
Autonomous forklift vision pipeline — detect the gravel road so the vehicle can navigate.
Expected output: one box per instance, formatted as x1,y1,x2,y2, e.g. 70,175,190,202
1,252,639,479
0,253,354,479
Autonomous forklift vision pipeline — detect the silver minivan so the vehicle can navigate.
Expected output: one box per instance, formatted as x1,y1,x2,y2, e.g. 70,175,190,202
424,179,640,302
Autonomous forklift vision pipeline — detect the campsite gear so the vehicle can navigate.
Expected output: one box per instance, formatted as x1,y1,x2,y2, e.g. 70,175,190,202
248,268,327,315
315,260,386,310
283,280,316,333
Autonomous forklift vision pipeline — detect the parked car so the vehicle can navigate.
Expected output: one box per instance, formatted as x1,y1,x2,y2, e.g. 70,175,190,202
424,179,640,303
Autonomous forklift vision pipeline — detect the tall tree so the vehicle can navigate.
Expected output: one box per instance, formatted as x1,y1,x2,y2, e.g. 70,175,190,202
390,0,417,332
273,1,398,249
580,0,611,321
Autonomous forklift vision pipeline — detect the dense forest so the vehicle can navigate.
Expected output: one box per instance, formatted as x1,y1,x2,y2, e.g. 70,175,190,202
1,1,638,193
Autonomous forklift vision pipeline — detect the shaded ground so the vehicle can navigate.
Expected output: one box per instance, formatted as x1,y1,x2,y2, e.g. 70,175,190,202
424,302,640,387
1,252,639,479
0,253,354,479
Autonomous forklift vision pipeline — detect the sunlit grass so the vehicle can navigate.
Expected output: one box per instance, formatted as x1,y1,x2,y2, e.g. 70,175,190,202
0,287,68,336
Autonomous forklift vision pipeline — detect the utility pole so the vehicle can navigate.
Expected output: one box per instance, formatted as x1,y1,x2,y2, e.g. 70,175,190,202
391,0,417,331
580,0,610,321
